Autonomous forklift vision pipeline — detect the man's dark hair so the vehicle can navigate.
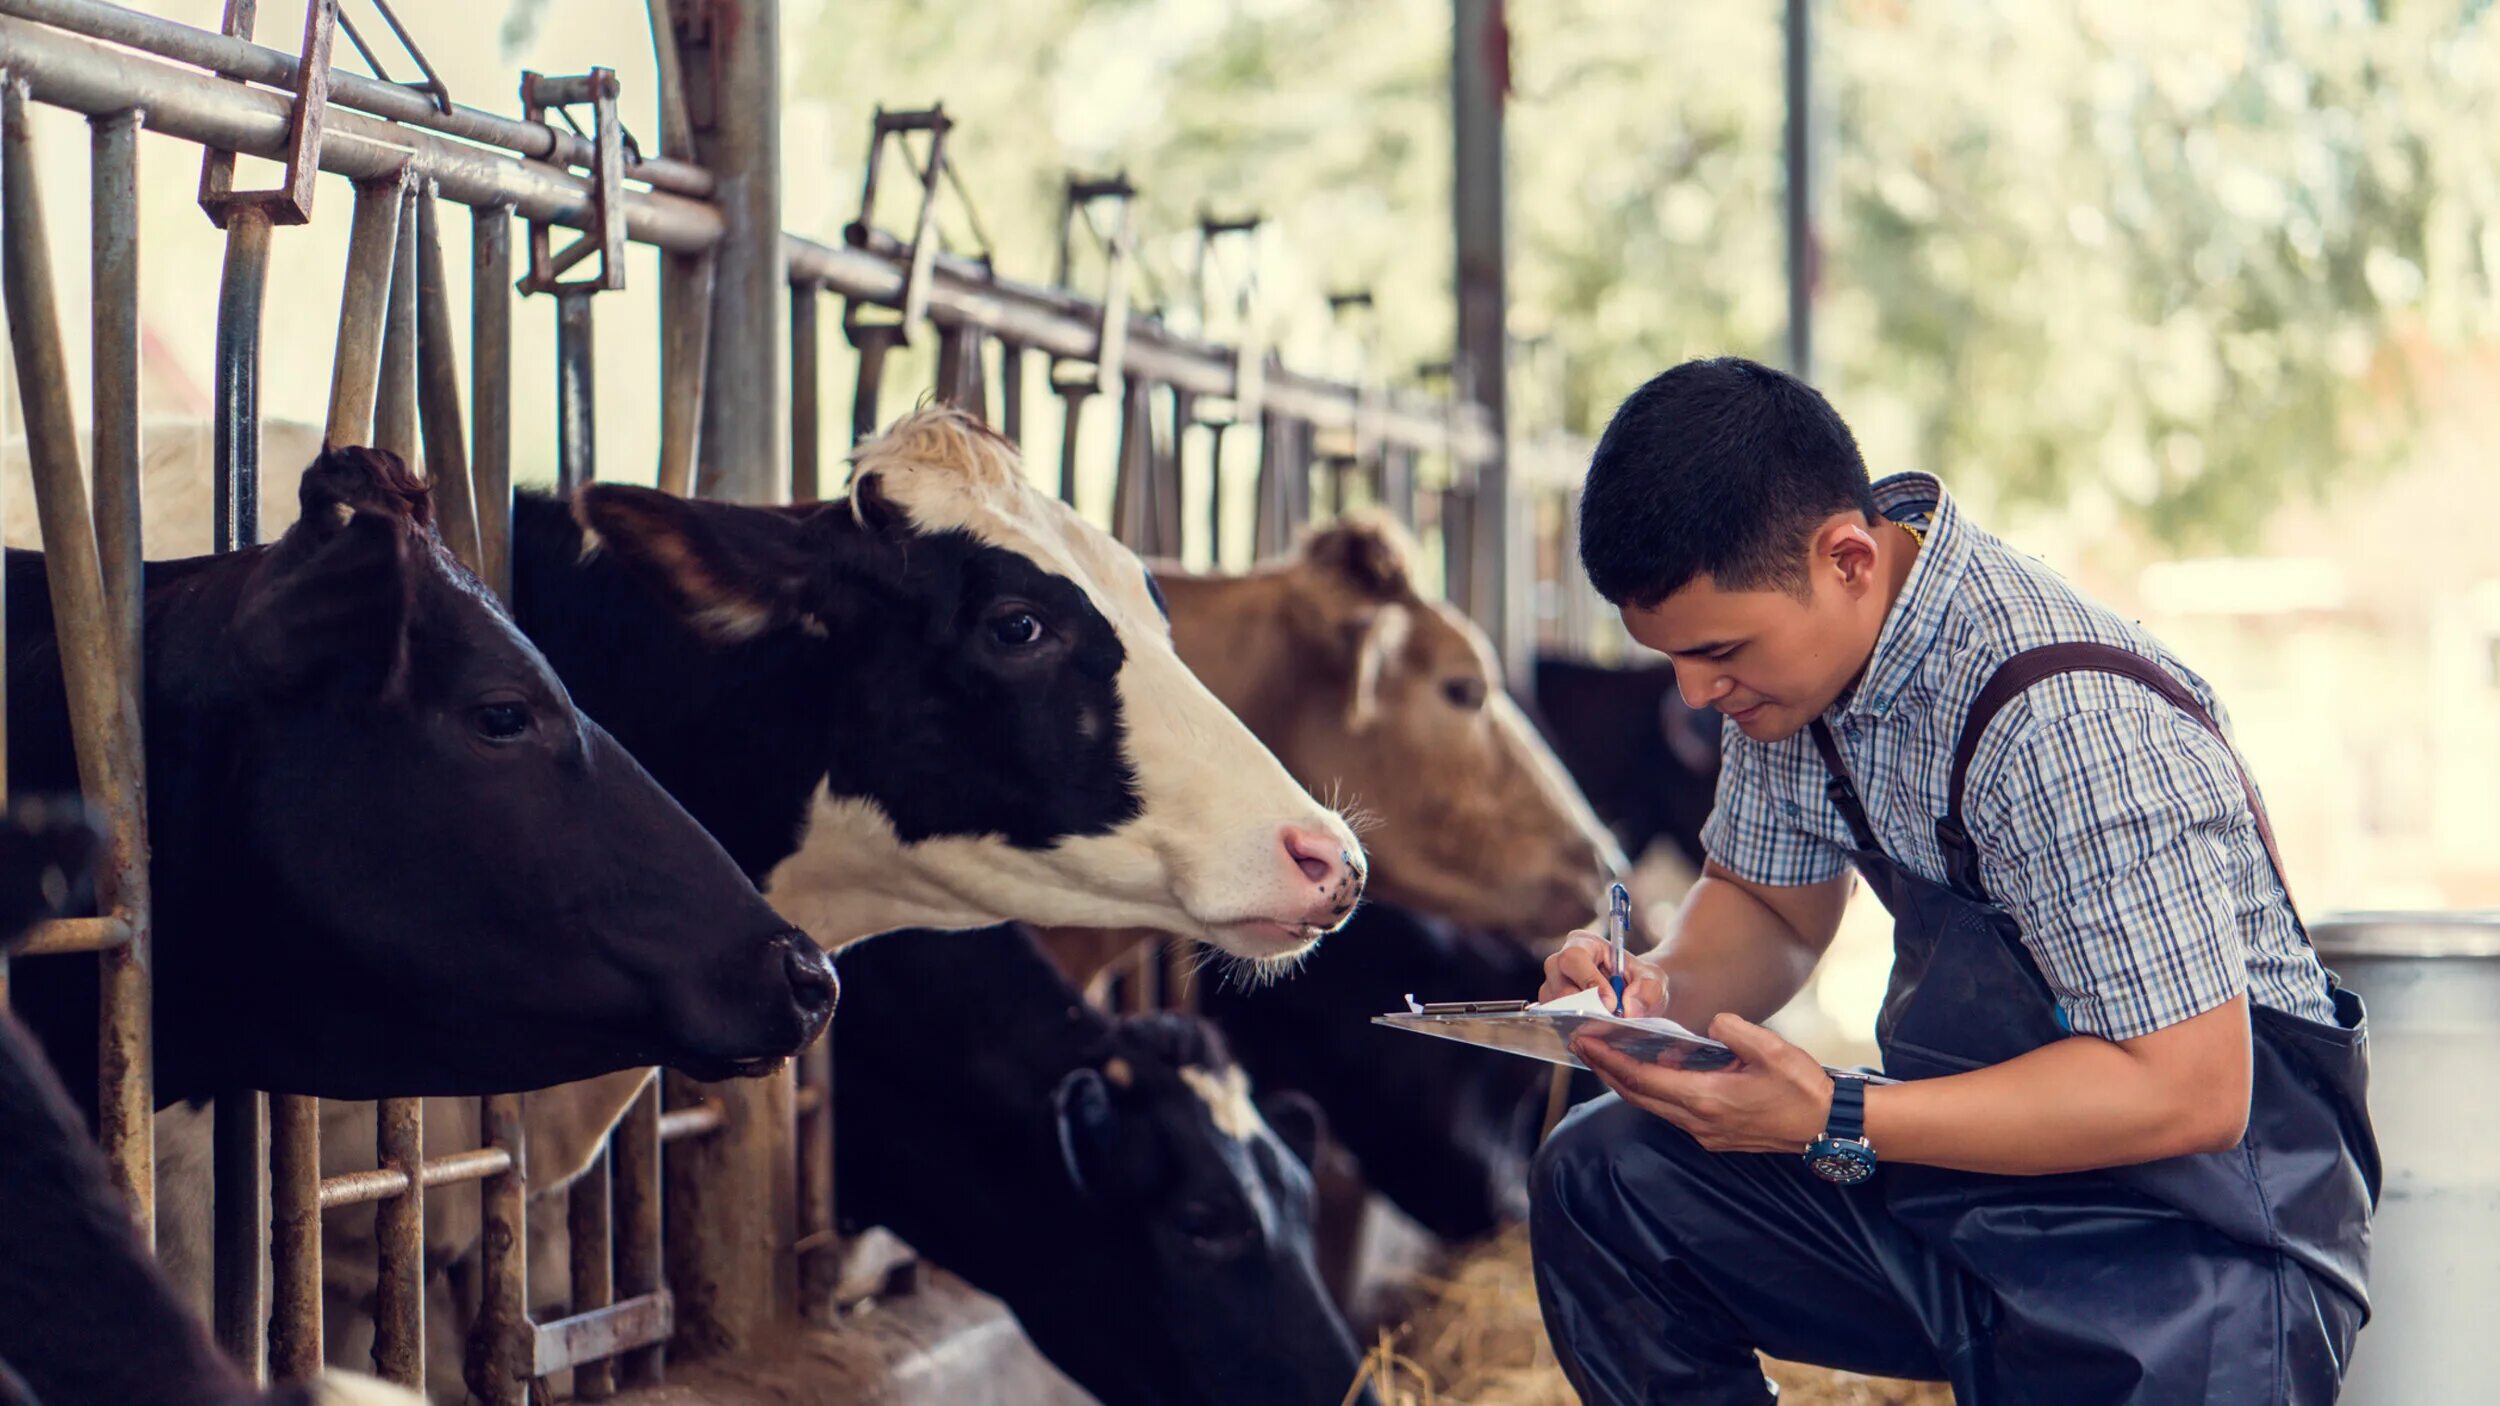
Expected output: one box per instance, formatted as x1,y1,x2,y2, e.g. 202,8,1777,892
1577,357,1876,608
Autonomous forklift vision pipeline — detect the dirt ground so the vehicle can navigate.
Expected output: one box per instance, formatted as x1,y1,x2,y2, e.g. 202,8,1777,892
1365,1225,1952,1406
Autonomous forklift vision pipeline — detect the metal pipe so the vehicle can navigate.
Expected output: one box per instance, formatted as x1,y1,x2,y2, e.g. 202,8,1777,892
658,1100,726,1142
790,280,820,502
684,0,785,507
658,251,714,497
471,207,513,602
1055,382,1091,509
789,232,1492,462
318,1145,512,1209
642,0,694,162
847,319,900,449
470,1094,528,1406
998,339,1026,449
373,1098,425,1388
0,0,715,198
414,183,481,575
795,1039,833,1302
0,16,724,250
614,1078,663,1387
934,317,986,420
554,288,595,493
269,1092,322,1382
568,1146,616,1398
374,181,419,465
86,104,151,1228
1785,0,1814,381
326,171,410,446
211,207,269,551
214,1091,269,1380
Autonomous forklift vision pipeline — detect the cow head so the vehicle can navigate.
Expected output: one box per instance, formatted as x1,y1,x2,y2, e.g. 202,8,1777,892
575,407,1365,959
1161,515,1624,940
169,449,834,1096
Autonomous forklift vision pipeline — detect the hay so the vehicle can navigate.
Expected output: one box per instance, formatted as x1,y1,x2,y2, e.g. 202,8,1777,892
1370,1225,1952,1406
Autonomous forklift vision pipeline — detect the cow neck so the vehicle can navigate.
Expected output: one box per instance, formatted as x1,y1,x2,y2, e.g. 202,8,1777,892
511,493,836,883
1156,568,1304,745
760,788,1008,947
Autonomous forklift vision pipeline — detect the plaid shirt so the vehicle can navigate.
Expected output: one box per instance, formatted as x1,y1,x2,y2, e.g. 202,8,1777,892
1700,473,2334,1041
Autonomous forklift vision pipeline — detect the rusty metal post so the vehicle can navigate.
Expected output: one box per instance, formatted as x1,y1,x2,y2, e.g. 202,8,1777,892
470,1092,529,1406
569,1147,616,1398
554,288,596,492
375,181,419,465
413,184,481,575
790,278,820,502
660,251,714,497
269,1092,322,1381
88,105,153,1230
615,1079,664,1387
210,206,271,553
471,206,513,601
373,1097,425,1388
794,1039,834,1307
327,170,412,446
678,0,786,506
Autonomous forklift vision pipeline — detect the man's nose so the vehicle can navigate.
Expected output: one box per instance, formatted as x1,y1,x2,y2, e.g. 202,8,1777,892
1675,665,1731,711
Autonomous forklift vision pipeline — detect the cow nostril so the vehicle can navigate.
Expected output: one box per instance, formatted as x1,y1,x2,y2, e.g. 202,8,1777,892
1280,825,1347,887
777,932,839,1019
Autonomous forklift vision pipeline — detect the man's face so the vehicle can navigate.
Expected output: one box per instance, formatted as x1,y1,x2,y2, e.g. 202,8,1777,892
1619,523,1887,744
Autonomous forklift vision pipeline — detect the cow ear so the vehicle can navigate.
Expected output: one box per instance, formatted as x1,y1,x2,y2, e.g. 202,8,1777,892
1301,515,1412,603
232,478,415,701
575,485,836,644
847,470,913,536
1256,1090,1327,1172
1342,603,1412,732
1053,1065,1120,1200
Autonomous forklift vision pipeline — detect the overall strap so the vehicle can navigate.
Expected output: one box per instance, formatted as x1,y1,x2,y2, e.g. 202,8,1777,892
1939,643,2293,907
1807,720,1884,854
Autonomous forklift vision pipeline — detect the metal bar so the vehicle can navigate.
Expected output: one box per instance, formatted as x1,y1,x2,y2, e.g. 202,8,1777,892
658,1101,726,1142
789,233,1493,462
373,1098,424,1388
211,207,270,552
658,250,713,496
1453,0,1514,663
470,1093,528,1406
414,183,481,574
683,0,785,507
1055,381,1090,509
614,1078,663,1387
934,317,985,420
790,279,820,502
0,0,715,198
795,1039,833,1290
364,0,450,115
269,1092,322,1382
1112,373,1151,549
1785,0,1814,381
531,1294,672,1378
569,1146,616,1398
846,318,899,448
326,170,410,446
215,1091,270,1381
9,912,130,955
554,287,595,493
998,339,1026,448
317,1145,511,1208
0,16,724,250
643,0,694,162
471,206,512,602
374,180,419,464
196,0,337,229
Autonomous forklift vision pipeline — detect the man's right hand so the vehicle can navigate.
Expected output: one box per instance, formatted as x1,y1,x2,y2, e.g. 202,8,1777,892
1539,930,1668,1017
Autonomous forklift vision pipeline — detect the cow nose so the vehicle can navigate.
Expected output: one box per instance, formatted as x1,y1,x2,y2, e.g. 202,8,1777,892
1280,824,1366,922
774,930,839,1037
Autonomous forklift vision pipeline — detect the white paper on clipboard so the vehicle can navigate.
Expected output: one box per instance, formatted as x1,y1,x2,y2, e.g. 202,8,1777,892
1372,985,1895,1082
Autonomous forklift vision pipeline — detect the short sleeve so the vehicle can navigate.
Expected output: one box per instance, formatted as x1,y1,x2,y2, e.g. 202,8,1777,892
1966,706,2258,1041
1700,731,1850,887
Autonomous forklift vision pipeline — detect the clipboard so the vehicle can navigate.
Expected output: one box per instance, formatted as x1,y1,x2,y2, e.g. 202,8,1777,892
1373,988,1895,1082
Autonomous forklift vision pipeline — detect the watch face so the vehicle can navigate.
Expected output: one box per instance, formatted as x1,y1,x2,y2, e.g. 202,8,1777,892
1808,1139,1877,1187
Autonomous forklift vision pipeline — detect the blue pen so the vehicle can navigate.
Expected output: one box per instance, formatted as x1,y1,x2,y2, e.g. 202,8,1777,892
1607,882,1631,1016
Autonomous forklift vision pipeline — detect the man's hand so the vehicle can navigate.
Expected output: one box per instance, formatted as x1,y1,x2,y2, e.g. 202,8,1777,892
1571,1014,1834,1155
1537,930,1668,1015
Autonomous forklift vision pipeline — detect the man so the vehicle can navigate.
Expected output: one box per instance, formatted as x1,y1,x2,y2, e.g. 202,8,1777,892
1530,358,2376,1405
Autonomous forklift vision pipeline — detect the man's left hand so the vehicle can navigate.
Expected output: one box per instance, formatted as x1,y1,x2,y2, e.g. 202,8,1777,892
1572,1014,1834,1155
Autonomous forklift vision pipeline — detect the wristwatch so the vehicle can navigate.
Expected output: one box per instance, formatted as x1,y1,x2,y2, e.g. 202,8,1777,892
1805,1074,1877,1186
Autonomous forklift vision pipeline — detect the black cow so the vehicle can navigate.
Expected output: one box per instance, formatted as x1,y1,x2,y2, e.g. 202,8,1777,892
1202,900,1602,1245
1529,653,1722,868
0,801,419,1406
832,925,1371,1406
7,449,835,1110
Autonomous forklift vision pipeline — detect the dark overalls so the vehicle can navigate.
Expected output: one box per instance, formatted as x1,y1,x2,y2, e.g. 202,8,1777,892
1531,644,2379,1405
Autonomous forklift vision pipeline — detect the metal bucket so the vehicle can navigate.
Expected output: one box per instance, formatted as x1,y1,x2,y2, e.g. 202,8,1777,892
2310,911,2500,1404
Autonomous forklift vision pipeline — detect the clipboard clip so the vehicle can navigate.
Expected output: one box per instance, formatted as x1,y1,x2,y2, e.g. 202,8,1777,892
1402,995,1532,1016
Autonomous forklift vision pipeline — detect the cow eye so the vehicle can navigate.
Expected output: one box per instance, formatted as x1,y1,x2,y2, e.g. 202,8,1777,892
471,702,533,742
988,610,1047,648
1442,676,1488,711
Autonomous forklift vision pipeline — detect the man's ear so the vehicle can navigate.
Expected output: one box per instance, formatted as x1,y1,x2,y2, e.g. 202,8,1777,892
575,485,842,643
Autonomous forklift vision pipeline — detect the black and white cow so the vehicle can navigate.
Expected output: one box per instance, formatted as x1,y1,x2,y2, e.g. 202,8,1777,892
0,801,421,1406
833,924,1371,1406
7,448,835,1112
1529,653,1722,869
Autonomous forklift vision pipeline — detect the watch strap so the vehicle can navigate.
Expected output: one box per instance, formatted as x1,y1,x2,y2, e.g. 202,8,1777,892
1824,1074,1867,1142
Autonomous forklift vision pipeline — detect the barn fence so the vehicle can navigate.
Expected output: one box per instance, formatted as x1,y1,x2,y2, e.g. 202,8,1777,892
0,0,1605,1400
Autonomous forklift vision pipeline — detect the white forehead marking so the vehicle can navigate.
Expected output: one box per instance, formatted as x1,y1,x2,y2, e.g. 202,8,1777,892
1179,1064,1260,1143
848,406,1168,641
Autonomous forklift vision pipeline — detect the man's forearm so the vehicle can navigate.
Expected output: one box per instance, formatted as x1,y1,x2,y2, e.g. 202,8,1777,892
1863,1005,2252,1175
1652,874,1826,1028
